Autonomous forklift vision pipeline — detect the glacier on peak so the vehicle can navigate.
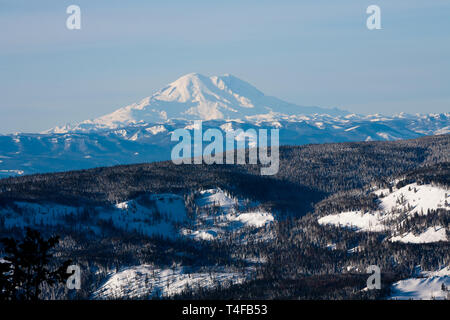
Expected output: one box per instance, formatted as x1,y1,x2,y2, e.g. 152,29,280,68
46,73,348,133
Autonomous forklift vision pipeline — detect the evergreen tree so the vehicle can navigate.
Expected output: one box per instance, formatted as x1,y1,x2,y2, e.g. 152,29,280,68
0,228,71,300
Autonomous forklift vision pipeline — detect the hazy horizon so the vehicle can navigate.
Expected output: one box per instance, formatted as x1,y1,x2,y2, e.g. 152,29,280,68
1,0,449,133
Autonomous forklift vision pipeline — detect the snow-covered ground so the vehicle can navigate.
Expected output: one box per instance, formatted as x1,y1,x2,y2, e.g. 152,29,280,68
318,183,449,243
379,183,448,214
92,264,249,299
196,188,238,208
0,189,272,300
318,211,387,232
181,188,273,241
390,226,447,244
98,193,188,238
390,267,450,300
0,188,273,300
227,211,274,228
0,188,274,241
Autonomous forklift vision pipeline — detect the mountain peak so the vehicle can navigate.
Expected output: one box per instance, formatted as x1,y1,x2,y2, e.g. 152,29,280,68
170,72,209,86
155,73,264,104
48,73,349,133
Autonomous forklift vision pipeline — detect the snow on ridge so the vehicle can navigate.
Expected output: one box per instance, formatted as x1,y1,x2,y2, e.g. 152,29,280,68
182,188,272,241
435,126,450,135
92,264,249,299
378,183,448,214
102,193,189,238
390,226,447,244
376,132,397,140
390,266,450,300
344,125,360,132
145,125,167,135
1,193,188,239
1,201,79,228
390,276,450,300
318,183,449,244
422,266,450,277
197,188,237,208
318,211,386,233
1,189,273,242
227,211,274,228
0,169,24,176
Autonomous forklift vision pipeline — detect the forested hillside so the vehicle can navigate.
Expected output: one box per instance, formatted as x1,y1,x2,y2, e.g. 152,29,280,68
0,134,448,212
0,134,448,300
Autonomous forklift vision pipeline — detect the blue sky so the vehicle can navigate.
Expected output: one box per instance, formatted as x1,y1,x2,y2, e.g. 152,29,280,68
0,0,449,133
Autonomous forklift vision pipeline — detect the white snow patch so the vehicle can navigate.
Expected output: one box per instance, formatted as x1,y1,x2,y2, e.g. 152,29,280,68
197,188,237,208
93,265,248,299
390,267,450,300
0,169,24,175
376,132,397,140
390,226,447,244
227,211,274,228
99,193,188,238
345,125,359,132
379,183,448,214
145,125,166,135
182,188,272,241
318,211,386,232
318,183,449,243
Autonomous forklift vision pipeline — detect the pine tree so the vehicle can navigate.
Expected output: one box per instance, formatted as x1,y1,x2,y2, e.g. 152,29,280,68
0,228,72,300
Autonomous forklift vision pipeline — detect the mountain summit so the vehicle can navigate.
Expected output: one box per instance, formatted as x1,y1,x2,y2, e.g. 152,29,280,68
49,73,347,133
1,72,448,177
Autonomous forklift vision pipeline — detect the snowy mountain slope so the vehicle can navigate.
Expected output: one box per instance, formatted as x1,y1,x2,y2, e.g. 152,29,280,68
181,188,273,241
92,264,250,299
0,188,274,241
389,226,447,244
390,267,450,300
318,182,449,244
47,73,347,133
0,188,272,299
196,188,238,208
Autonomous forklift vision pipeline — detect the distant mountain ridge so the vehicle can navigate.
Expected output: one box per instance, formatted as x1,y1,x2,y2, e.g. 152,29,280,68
0,73,449,177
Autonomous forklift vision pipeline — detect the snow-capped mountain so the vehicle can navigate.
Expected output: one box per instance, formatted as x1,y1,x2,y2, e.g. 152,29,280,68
0,73,449,177
47,73,347,133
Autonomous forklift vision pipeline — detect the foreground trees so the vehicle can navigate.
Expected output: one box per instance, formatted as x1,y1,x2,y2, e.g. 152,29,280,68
0,228,71,300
